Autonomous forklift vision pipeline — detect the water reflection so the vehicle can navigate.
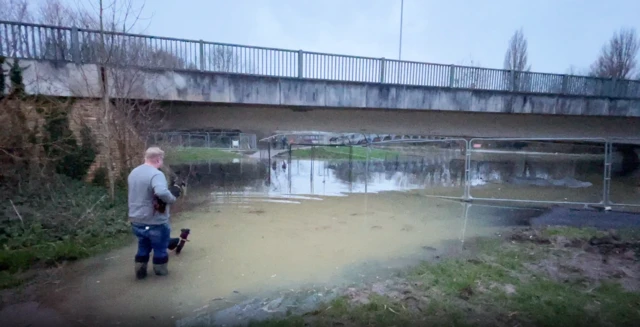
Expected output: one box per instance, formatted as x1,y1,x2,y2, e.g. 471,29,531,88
170,147,619,205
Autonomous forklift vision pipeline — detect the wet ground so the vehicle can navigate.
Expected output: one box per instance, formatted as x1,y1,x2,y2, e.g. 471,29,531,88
2,142,640,326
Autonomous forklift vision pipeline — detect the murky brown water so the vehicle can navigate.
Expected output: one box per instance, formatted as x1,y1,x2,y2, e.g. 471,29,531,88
11,140,640,326
38,192,510,327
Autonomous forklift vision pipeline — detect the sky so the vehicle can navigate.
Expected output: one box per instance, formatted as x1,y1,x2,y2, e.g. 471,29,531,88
32,0,640,75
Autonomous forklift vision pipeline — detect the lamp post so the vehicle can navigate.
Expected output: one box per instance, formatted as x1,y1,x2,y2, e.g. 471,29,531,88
399,0,404,60
396,0,404,84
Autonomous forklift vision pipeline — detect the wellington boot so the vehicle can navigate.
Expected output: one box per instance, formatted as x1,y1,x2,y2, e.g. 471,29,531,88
153,263,169,276
135,262,148,280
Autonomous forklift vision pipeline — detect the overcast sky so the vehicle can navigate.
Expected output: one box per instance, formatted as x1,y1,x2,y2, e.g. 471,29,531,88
46,0,640,74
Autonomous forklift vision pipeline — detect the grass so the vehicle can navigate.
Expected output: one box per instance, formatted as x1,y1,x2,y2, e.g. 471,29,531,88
165,146,240,164
285,146,399,160
0,175,134,289
247,227,640,327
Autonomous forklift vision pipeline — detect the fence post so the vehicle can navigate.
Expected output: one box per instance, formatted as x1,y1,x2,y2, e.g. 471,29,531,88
298,50,303,78
449,64,455,87
603,140,612,208
380,57,386,83
561,74,569,94
463,139,471,201
71,26,80,64
199,40,205,71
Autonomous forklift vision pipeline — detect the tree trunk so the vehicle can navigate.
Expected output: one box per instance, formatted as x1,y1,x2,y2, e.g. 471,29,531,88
99,0,116,200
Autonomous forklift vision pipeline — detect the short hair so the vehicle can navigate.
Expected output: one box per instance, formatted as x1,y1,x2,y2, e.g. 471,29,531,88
144,147,165,160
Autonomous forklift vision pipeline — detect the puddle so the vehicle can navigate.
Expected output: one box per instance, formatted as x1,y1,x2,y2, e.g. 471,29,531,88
18,145,640,326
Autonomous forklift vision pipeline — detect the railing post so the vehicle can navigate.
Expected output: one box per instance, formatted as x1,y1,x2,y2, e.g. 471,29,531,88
71,26,80,64
199,40,205,71
380,57,386,83
298,50,303,78
449,64,455,87
510,70,516,92
561,74,568,94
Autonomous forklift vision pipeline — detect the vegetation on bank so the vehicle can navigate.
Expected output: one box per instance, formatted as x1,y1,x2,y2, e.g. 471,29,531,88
282,146,399,160
0,178,132,289
0,58,133,289
248,226,640,327
164,146,241,164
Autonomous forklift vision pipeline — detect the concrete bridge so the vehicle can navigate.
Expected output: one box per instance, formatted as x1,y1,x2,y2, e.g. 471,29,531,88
2,20,640,139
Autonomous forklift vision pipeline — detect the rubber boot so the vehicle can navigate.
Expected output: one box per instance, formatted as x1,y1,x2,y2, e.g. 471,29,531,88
153,263,169,276
135,262,148,279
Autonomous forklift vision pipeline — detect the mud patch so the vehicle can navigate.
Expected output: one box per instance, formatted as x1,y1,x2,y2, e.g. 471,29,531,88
0,301,68,327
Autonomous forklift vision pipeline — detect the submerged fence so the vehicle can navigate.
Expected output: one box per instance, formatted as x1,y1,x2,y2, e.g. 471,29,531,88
258,137,640,208
149,131,257,150
3,20,640,98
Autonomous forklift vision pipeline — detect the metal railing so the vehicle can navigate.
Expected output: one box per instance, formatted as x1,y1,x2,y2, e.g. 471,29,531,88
3,20,640,99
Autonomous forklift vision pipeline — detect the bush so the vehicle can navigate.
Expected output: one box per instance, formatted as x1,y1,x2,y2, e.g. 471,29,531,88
0,174,131,275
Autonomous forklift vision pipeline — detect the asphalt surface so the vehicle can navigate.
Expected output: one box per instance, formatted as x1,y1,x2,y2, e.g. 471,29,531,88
530,206,640,230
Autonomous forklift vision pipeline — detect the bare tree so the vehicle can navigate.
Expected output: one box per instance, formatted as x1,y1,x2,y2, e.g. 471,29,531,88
590,27,639,79
453,58,483,89
0,0,33,21
504,28,531,72
503,28,531,91
205,46,242,72
97,0,117,199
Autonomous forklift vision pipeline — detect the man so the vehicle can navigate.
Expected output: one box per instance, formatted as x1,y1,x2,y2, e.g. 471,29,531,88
128,147,177,279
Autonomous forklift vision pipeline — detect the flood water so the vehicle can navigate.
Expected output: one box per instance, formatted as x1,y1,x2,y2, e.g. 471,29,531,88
31,142,640,327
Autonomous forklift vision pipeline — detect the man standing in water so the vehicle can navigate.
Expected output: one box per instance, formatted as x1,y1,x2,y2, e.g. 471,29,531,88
128,147,177,279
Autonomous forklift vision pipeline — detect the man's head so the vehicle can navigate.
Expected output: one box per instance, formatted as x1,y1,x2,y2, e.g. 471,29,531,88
144,147,165,169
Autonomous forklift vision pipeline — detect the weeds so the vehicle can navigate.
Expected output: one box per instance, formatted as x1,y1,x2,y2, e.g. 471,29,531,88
249,227,640,327
0,174,132,288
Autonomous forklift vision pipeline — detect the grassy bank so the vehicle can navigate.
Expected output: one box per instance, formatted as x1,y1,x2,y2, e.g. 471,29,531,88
283,146,399,160
249,226,640,326
0,175,133,289
165,147,241,164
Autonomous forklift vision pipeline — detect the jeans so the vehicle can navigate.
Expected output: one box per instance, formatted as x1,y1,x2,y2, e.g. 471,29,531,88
131,222,171,265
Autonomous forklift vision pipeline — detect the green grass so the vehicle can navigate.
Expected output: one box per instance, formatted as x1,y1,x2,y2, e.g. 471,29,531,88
286,146,399,160
248,227,640,327
542,226,640,242
165,147,240,164
0,175,134,289
541,226,607,239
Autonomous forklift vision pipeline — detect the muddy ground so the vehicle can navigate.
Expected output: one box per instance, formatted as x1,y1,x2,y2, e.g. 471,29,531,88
177,226,640,327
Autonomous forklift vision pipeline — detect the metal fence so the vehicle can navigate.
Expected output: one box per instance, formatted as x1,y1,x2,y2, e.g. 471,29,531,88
256,136,640,209
466,137,610,206
2,20,640,98
149,132,257,150
607,138,640,207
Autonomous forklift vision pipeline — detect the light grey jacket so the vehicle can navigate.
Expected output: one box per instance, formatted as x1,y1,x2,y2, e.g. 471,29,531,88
127,164,177,225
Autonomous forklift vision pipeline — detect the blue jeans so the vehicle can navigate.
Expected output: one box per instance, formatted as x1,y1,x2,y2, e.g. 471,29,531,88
131,222,171,265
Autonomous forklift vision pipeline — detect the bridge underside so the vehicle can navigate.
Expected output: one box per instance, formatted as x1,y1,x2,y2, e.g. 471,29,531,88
160,103,640,141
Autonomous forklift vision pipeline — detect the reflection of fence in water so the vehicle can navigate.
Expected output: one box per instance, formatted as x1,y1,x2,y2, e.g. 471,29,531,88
259,137,640,208
467,138,609,205
326,153,465,189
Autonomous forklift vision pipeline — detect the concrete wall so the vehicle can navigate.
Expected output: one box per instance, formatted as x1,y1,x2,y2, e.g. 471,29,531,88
161,104,640,140
9,59,640,118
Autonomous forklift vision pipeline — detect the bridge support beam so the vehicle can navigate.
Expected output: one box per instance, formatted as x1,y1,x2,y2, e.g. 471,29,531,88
161,104,640,140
